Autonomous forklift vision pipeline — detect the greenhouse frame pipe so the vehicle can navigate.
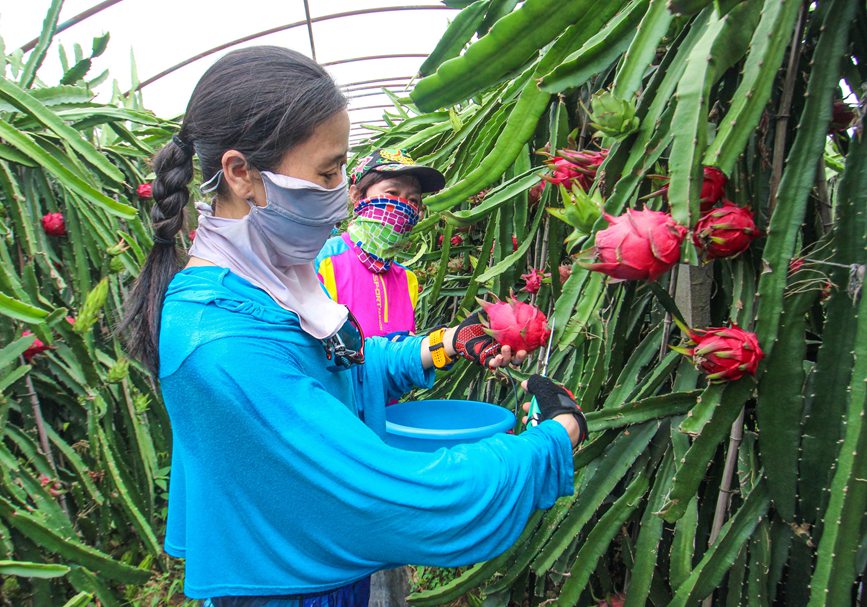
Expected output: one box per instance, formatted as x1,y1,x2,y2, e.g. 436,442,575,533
340,76,414,90
321,54,428,67
19,0,125,53
342,83,413,96
130,5,452,92
302,0,317,61
347,104,396,112
343,81,411,90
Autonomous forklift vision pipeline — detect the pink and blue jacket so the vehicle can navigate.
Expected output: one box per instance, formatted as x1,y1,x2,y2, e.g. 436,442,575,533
315,233,418,339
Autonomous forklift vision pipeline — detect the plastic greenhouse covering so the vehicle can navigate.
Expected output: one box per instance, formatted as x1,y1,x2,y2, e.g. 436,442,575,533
1,0,458,145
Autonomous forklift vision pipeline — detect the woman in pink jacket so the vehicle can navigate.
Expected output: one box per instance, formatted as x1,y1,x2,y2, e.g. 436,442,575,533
315,148,445,339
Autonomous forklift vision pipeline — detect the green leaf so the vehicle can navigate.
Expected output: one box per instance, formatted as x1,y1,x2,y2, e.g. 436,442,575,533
0,119,136,218
19,0,63,88
0,334,37,368
0,496,151,584
0,292,50,324
0,560,70,578
0,71,125,186
586,390,701,430
91,33,110,58
476,203,545,283
62,591,95,607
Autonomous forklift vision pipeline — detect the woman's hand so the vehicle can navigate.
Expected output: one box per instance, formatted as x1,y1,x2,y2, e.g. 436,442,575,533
520,376,588,448
446,311,528,368
421,321,527,371
442,326,527,368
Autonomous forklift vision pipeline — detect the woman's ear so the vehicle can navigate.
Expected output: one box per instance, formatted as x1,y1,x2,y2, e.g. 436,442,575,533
349,184,362,205
221,150,258,202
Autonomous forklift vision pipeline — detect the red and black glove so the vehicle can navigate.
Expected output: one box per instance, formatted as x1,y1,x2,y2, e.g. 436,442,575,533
452,310,501,367
526,375,588,443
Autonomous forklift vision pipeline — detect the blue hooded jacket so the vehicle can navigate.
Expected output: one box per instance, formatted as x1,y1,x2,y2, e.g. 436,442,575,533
158,266,574,599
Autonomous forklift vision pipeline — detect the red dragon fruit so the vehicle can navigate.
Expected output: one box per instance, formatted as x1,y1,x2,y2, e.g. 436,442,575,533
680,324,764,382
543,148,608,191
520,268,548,294
692,201,757,259
585,208,687,281
479,296,551,354
41,212,66,237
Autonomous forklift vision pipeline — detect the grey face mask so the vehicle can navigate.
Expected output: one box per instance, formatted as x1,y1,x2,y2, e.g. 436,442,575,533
248,170,349,266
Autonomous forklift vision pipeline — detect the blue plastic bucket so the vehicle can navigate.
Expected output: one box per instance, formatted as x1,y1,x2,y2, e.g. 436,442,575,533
384,399,516,452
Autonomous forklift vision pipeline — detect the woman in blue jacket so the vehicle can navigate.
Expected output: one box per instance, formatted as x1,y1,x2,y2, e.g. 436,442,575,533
121,46,587,607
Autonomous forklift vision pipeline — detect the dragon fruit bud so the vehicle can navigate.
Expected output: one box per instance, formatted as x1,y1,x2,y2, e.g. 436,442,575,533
588,90,639,140
683,325,764,382
41,212,66,237
479,296,551,354
450,234,464,247
585,208,687,281
693,201,757,259
528,180,546,206
521,268,548,294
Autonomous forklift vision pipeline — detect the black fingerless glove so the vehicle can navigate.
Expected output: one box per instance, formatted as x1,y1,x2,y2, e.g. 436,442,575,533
452,310,501,367
526,374,588,443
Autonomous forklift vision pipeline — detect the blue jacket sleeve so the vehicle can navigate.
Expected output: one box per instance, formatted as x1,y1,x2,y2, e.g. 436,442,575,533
164,335,574,594
354,336,435,437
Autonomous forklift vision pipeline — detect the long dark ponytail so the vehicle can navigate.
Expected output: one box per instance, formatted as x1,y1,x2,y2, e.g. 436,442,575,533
121,46,347,374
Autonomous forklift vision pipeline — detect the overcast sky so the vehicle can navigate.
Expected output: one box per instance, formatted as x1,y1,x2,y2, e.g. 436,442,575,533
1,0,456,143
